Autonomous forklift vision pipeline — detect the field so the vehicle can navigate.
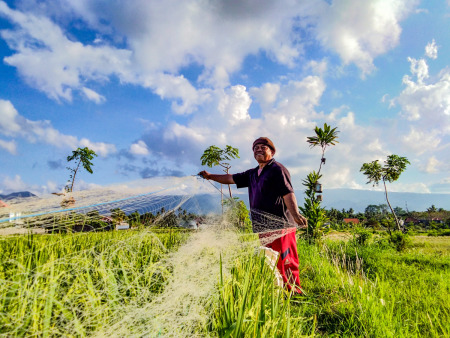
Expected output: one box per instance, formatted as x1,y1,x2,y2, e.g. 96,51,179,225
212,233,449,337
0,225,449,337
0,229,190,336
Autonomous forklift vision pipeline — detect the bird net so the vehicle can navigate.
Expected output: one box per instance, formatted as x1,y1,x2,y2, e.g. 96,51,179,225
0,175,302,337
0,176,212,234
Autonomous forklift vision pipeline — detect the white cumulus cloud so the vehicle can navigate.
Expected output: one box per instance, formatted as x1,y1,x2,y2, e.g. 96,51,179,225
425,39,438,59
397,58,450,129
310,0,418,76
0,0,419,111
0,99,116,156
0,139,16,154
129,140,150,156
402,127,441,155
81,87,106,104
218,85,251,124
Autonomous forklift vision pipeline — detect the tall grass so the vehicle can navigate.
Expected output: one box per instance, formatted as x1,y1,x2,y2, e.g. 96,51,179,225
211,235,449,337
211,250,314,337
0,229,189,337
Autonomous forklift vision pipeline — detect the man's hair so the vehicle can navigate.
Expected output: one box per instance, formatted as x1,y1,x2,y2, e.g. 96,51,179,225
253,137,276,154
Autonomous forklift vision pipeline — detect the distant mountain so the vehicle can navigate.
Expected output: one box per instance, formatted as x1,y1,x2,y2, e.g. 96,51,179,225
1,189,446,215
0,191,37,201
319,189,449,212
226,189,449,213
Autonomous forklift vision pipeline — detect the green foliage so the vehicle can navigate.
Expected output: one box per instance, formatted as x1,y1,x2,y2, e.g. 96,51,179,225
427,229,450,236
223,198,252,232
365,204,389,219
302,171,321,196
200,144,239,199
299,195,328,240
156,210,178,228
110,208,127,224
300,171,327,240
211,250,312,336
389,231,411,251
360,155,410,233
0,230,190,336
200,145,239,168
212,236,450,337
301,124,339,241
352,227,373,246
65,147,98,192
360,155,410,186
427,204,437,212
310,237,449,336
306,123,339,150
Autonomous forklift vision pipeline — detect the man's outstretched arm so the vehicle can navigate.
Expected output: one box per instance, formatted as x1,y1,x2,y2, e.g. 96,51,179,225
198,170,235,185
283,192,308,229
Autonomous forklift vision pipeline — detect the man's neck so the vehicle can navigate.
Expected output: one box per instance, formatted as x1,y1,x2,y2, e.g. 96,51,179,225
258,158,273,169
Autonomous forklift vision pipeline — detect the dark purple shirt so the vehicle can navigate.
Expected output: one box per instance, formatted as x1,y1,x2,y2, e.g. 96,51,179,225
233,159,295,231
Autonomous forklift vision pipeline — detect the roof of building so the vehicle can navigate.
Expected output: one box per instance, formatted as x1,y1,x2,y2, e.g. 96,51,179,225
0,200,9,208
343,218,360,223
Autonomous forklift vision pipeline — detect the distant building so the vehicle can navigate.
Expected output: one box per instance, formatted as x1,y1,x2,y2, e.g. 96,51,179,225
404,217,420,225
116,222,130,230
404,217,443,226
343,218,360,224
1,200,24,225
179,219,198,229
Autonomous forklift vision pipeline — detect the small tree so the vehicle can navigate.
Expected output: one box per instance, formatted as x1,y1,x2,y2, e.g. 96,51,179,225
111,208,127,225
300,123,339,240
360,155,410,233
223,197,252,232
65,147,97,193
200,145,239,208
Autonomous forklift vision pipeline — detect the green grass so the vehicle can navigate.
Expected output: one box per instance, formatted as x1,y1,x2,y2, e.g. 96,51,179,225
0,229,190,337
1,228,448,337
211,235,450,337
210,249,314,337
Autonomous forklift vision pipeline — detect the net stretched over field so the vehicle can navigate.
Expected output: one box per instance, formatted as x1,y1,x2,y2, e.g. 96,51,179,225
0,176,213,234
0,175,300,242
0,175,303,337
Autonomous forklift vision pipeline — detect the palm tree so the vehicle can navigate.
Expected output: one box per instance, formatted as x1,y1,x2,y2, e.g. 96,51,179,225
301,123,339,240
306,123,339,175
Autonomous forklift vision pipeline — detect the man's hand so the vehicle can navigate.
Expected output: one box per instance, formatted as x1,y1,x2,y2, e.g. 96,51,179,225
294,214,308,229
283,193,308,229
197,171,235,184
198,170,211,180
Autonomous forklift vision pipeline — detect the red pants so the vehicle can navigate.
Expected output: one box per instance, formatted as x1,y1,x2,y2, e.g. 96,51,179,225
259,228,302,294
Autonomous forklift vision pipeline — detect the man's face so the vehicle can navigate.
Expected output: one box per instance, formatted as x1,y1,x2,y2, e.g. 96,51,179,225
253,144,273,163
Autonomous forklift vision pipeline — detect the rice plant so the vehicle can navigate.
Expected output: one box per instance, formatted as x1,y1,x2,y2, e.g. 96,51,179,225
210,236,449,337
0,229,190,337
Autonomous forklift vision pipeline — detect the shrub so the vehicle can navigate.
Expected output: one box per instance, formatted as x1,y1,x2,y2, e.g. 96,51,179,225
389,231,411,251
352,227,372,246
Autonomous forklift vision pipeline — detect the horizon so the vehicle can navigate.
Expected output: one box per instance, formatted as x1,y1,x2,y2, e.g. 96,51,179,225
0,0,449,196
1,186,449,214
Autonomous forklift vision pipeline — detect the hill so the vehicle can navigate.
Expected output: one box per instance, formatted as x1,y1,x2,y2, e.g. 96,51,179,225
318,188,449,212
231,189,449,213
0,191,37,201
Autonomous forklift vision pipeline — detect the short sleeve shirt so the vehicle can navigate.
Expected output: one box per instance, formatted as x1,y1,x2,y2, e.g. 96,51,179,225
233,159,295,231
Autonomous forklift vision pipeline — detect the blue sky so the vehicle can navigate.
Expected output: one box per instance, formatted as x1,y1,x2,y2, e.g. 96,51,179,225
0,0,449,196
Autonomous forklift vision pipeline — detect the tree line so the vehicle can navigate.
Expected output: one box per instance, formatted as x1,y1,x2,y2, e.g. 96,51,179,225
40,207,202,233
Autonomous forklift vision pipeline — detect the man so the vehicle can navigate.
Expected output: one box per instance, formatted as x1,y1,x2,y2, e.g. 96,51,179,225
198,137,307,293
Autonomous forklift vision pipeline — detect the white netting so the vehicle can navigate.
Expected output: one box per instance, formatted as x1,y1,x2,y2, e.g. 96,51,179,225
0,175,302,337
0,176,214,234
